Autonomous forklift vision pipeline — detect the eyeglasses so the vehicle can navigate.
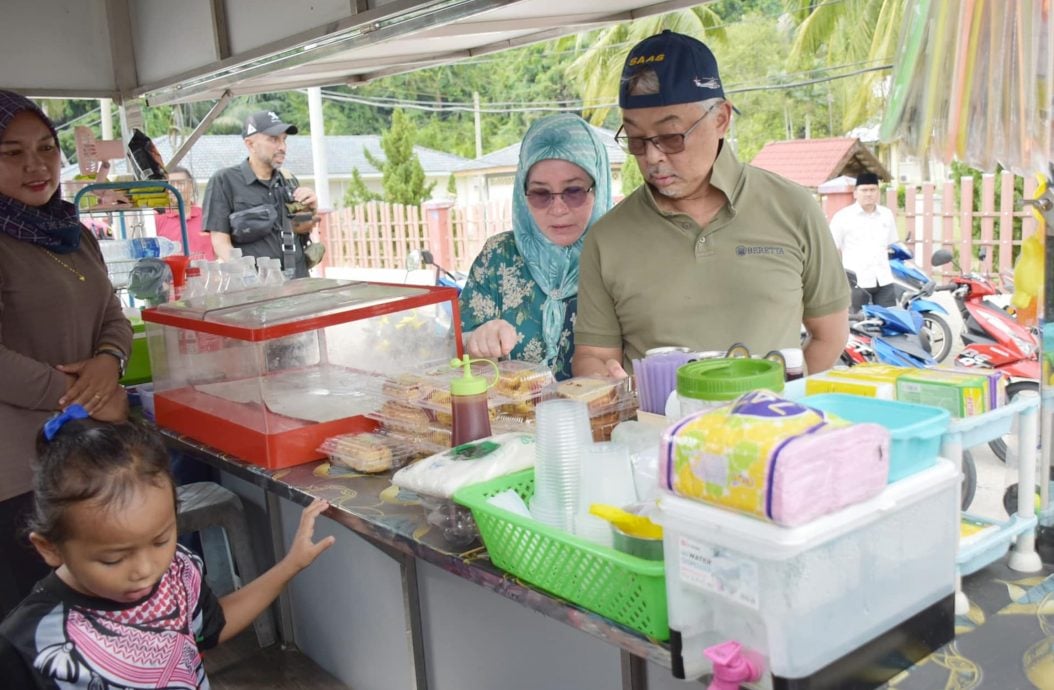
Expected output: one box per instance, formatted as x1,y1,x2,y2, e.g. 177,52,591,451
614,103,721,155
524,186,594,210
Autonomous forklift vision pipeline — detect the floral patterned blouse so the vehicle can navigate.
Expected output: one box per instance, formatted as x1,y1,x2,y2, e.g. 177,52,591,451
459,231,576,380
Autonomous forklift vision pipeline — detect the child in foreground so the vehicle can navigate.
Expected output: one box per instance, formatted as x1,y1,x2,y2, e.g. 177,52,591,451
0,405,335,688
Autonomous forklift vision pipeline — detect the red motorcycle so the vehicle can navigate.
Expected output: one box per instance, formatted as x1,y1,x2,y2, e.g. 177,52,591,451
938,249,1040,462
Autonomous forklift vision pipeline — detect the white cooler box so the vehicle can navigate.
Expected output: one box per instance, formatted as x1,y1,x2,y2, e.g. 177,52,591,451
658,459,958,684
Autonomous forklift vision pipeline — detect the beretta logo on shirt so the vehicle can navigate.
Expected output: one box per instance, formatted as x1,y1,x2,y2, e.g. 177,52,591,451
736,245,785,256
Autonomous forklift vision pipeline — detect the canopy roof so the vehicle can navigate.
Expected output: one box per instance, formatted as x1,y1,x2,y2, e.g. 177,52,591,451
6,0,703,105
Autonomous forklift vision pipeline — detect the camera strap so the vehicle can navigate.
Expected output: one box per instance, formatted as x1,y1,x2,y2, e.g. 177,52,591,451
273,171,299,277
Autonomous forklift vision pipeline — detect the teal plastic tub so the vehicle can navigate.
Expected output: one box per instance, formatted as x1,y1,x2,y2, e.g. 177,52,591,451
803,393,950,482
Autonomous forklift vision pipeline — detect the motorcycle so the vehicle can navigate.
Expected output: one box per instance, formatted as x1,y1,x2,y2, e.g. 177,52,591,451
842,270,976,507
888,244,955,363
939,246,1040,463
843,270,938,368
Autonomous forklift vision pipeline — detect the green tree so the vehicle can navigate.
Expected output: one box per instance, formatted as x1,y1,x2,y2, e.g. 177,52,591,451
620,157,644,196
784,0,903,131
343,167,380,207
370,109,436,204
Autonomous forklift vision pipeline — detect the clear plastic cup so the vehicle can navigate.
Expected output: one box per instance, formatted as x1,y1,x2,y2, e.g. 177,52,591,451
579,441,638,511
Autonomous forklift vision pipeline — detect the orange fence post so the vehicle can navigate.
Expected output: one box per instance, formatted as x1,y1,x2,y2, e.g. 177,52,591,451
424,199,455,270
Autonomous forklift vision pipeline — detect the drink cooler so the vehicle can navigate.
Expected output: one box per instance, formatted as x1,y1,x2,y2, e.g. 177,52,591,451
658,460,958,685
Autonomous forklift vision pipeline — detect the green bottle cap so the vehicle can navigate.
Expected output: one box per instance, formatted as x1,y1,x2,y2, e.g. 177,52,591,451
449,355,498,396
676,357,784,401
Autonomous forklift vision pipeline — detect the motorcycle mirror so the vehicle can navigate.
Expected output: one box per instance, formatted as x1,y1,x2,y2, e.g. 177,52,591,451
421,249,436,266
977,246,988,262
406,250,423,272
931,248,954,267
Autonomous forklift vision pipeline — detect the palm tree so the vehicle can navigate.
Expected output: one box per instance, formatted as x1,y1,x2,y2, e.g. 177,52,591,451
784,0,905,130
566,6,726,125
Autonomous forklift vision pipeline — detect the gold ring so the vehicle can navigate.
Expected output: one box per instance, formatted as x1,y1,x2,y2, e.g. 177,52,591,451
92,394,102,399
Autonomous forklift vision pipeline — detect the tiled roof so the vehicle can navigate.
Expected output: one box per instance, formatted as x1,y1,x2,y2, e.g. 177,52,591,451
62,135,471,181
749,137,890,189
457,125,626,172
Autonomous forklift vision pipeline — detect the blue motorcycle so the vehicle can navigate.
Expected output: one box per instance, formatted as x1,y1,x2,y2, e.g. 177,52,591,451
887,244,954,363
844,302,936,368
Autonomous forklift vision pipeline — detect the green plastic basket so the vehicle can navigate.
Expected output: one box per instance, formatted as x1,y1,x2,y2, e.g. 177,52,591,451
453,469,669,640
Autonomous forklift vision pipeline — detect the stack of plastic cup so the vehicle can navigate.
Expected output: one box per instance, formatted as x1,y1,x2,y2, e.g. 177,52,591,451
531,399,593,531
575,442,638,546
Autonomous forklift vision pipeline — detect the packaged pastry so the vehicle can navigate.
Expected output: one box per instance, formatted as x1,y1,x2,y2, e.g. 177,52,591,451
381,373,429,403
492,360,554,401
374,401,430,433
319,432,413,473
542,376,638,441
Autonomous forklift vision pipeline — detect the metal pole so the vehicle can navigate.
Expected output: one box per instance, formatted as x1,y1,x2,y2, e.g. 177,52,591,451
308,87,331,210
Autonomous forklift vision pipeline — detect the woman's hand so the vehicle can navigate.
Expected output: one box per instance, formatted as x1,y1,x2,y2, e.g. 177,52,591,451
465,319,518,359
56,354,122,413
91,388,129,422
283,499,336,572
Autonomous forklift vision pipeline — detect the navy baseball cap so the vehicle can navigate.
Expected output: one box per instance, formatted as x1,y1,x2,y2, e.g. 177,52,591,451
243,111,298,138
619,30,725,109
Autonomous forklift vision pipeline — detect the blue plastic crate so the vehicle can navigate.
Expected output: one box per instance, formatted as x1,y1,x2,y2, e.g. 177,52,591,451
803,393,950,482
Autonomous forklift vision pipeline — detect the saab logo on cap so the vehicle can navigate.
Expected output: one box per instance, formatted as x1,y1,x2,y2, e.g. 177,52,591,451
694,77,721,89
629,53,665,66
266,111,281,123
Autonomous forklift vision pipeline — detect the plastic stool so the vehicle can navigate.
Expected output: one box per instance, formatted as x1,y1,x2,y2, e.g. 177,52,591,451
176,482,277,648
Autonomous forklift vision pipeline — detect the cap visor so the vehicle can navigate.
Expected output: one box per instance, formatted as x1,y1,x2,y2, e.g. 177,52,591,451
261,124,298,136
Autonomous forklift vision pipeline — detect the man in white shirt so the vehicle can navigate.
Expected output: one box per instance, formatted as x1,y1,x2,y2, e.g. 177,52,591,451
829,172,899,308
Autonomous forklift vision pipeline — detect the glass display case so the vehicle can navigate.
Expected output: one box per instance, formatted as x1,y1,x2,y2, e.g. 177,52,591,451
142,278,461,468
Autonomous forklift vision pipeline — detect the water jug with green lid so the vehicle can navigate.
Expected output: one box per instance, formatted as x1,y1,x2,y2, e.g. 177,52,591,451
450,355,499,446
676,358,784,415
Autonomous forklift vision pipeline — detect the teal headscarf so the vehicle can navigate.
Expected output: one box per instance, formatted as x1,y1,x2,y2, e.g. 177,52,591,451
512,114,612,365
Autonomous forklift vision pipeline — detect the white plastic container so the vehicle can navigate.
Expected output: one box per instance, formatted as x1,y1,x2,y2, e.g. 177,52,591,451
657,459,957,683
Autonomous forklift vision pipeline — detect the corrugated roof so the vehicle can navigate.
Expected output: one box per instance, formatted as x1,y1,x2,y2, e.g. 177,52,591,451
62,135,471,181
457,125,626,173
749,137,890,189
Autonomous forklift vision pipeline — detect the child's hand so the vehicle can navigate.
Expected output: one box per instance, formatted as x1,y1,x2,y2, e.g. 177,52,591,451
285,499,336,572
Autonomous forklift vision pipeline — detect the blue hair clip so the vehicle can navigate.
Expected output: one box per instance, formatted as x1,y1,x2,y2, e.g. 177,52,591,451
43,404,90,441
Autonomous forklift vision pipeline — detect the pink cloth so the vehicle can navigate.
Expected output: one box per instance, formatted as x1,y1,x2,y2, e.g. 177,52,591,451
155,206,214,260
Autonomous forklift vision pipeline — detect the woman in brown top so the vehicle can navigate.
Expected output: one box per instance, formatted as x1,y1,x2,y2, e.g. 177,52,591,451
0,90,132,617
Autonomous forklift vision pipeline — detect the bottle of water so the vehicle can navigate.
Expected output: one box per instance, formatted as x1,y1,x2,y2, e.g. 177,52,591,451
203,261,223,295
241,256,261,288
182,259,207,299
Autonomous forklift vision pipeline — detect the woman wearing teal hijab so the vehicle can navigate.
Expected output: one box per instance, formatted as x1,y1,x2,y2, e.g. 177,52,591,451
459,114,612,380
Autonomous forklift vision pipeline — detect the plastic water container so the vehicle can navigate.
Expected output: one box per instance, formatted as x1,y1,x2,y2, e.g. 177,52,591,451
676,358,784,415
802,393,950,482
658,460,957,682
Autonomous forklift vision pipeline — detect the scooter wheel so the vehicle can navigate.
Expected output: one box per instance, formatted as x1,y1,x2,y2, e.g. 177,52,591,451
921,313,953,363
990,380,1041,462
961,449,977,510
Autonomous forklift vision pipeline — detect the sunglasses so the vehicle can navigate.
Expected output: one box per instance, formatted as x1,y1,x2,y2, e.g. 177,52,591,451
524,185,594,210
614,102,721,156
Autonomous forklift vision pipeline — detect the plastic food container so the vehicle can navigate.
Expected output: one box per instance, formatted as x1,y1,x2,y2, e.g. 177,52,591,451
658,460,957,681
318,431,420,474
142,279,460,469
539,376,638,441
802,393,950,482
676,358,784,415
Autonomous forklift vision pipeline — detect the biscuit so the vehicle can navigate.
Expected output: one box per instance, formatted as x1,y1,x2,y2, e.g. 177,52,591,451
554,377,620,413
494,361,553,399
326,432,395,473
382,373,427,402
380,401,430,433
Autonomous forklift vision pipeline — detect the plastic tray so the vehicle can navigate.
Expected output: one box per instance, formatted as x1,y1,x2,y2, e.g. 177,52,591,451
318,431,421,473
453,469,668,640
803,393,949,482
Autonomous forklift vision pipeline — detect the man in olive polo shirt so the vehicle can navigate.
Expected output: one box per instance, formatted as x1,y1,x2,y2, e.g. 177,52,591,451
572,31,849,377
202,111,318,278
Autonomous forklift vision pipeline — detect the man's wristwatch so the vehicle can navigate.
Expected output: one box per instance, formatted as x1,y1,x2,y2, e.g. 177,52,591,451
95,347,127,378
